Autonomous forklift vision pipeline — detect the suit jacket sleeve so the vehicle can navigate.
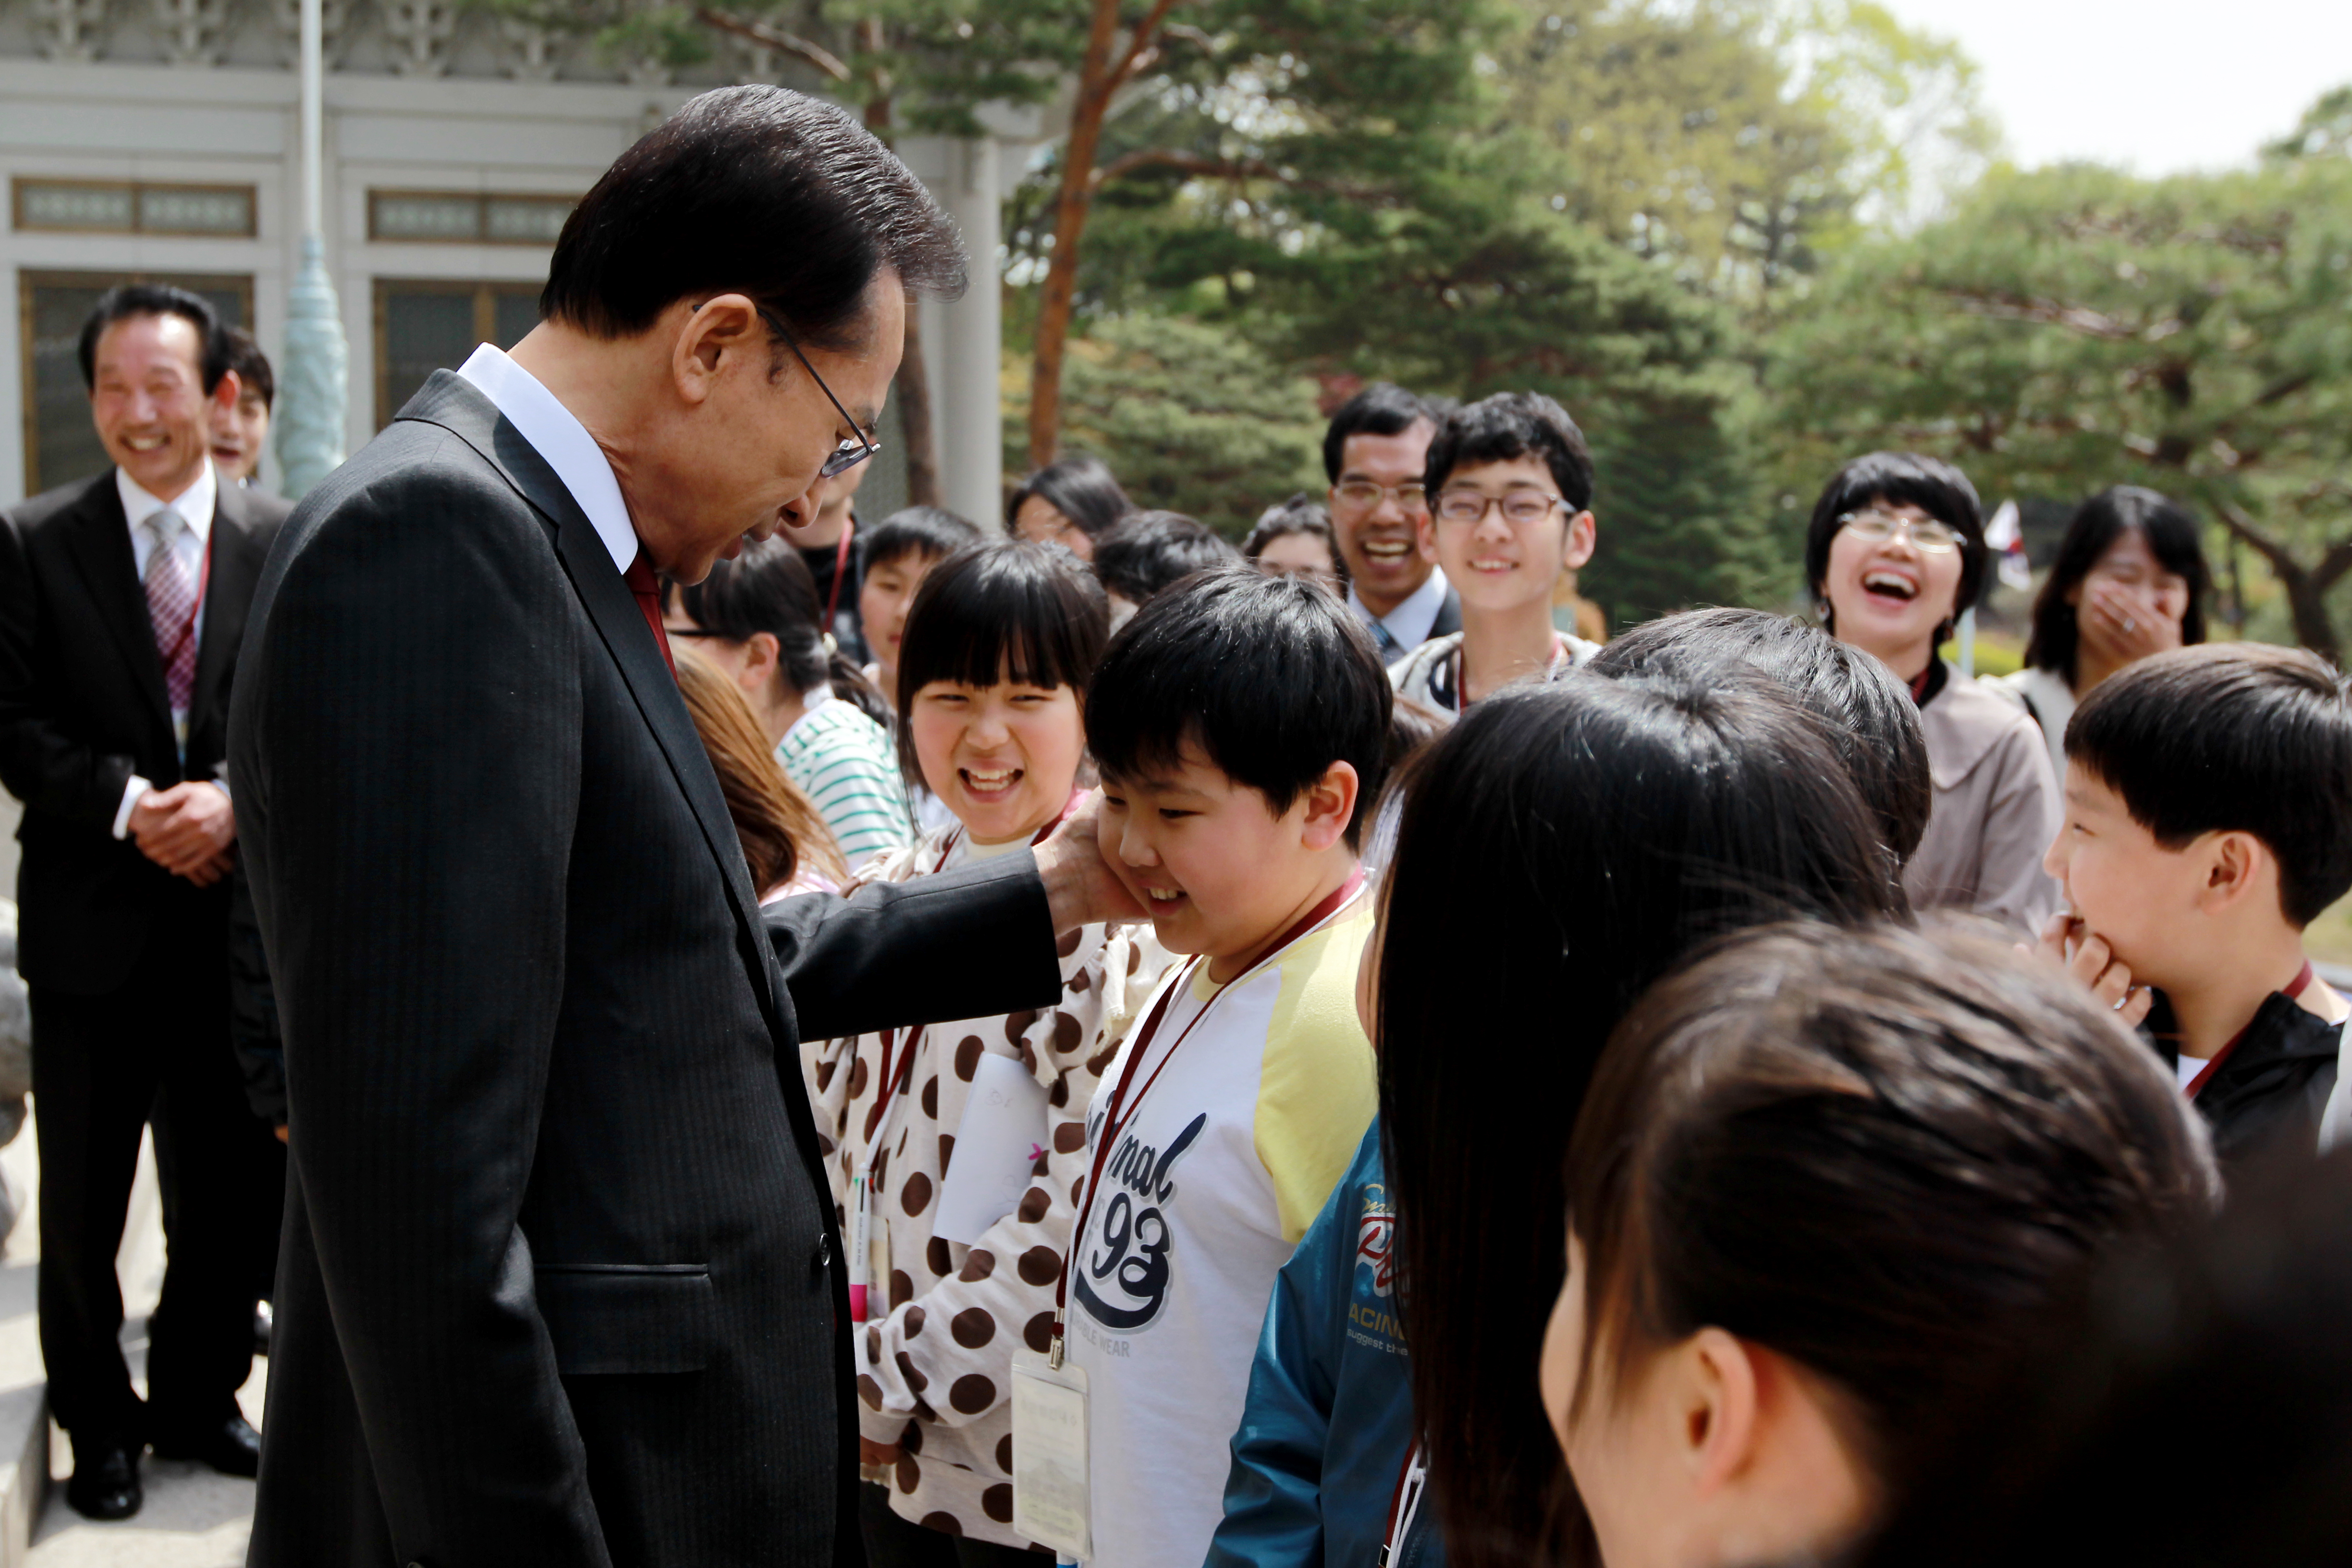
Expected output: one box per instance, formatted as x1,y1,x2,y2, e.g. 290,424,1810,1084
763,855,1065,1045
0,508,137,830
239,462,609,1564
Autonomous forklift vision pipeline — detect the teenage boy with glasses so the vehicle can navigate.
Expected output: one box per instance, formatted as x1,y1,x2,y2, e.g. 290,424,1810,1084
1321,383,1458,660
1389,393,1602,716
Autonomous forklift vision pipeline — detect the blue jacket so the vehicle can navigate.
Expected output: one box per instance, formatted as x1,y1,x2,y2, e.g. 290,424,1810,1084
1207,1122,1441,1568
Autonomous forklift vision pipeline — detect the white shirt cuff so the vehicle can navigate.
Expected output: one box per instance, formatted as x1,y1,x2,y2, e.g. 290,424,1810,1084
112,776,151,841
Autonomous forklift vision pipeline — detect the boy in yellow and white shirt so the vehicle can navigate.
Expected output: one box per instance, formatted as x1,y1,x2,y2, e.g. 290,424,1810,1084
1067,569,1391,1568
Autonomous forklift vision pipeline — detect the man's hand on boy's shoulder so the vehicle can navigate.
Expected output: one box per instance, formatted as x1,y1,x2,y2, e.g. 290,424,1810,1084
1036,791,1149,933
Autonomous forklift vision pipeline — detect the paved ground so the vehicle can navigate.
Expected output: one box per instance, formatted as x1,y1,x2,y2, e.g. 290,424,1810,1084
0,1117,263,1567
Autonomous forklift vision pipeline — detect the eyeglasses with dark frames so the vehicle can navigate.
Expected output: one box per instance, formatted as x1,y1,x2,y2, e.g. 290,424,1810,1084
752,304,881,480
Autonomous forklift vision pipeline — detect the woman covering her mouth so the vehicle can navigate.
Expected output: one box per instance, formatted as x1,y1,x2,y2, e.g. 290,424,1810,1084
1804,451,2063,936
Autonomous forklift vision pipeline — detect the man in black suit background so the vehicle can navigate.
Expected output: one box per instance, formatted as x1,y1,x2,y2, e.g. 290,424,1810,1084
233,86,1139,1568
0,285,290,1518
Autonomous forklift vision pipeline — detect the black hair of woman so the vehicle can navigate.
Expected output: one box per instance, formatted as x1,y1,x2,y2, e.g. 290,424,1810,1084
1847,1150,2352,1568
1557,918,2216,1568
892,539,1110,791
1802,452,1988,642
1588,607,1931,873
666,538,889,723
1376,673,1904,1568
2023,486,2211,686
1004,453,1135,540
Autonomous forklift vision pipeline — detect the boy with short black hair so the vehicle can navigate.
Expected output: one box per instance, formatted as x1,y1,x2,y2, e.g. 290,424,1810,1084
1090,509,1239,629
1064,568,1389,1568
1391,392,1601,713
854,504,984,708
2046,642,2352,1172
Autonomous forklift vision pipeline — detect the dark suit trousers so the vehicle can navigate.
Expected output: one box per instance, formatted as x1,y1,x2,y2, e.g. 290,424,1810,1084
30,927,280,1439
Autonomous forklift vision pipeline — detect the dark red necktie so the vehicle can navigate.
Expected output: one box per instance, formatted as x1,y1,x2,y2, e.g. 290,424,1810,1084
624,551,676,677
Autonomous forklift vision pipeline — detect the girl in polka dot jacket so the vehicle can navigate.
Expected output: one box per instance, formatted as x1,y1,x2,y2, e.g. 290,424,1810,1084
802,541,1170,1559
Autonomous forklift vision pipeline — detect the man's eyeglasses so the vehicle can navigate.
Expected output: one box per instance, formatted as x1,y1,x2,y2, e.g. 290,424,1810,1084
1331,480,1428,515
1433,489,1563,527
1838,509,1963,553
753,305,880,479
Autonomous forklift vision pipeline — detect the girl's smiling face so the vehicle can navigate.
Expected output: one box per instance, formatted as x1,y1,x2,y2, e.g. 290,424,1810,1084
1823,498,1966,677
908,666,1085,845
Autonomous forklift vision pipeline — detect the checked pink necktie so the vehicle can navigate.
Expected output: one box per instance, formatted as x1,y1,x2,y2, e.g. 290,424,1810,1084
143,509,200,713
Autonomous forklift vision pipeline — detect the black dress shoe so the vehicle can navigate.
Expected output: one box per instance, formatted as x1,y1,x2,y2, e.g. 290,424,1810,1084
150,1413,261,1478
64,1436,141,1520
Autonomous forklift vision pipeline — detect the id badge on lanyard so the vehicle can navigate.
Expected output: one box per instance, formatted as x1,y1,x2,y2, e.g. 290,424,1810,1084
1010,1349,1091,1562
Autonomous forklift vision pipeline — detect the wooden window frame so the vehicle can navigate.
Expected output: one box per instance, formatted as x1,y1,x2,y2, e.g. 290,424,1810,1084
371,277,542,429
367,189,576,246
12,177,257,238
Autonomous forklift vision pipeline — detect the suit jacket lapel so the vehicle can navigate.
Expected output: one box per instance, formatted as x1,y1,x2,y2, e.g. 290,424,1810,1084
191,485,267,742
61,473,173,734
398,375,782,1024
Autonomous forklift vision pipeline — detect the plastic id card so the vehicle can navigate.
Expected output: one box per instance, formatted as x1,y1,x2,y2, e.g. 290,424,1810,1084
1011,1349,1091,1560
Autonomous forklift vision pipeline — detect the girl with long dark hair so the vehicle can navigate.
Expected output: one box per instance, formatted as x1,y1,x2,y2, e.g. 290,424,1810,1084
1993,484,2212,783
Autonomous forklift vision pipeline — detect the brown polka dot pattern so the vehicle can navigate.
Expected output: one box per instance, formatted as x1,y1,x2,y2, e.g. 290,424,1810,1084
796,838,1175,1548
1056,927,1083,959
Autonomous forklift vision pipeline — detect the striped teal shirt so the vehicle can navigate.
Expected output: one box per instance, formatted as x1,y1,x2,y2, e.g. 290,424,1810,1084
775,697,914,872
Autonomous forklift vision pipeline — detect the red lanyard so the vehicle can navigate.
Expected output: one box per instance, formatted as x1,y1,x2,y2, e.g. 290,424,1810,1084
928,790,1084,875
1449,632,1571,711
2185,960,2316,1100
822,523,853,628
1052,870,1365,1356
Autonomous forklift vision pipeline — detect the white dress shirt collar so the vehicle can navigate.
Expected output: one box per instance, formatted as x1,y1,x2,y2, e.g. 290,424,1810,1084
456,343,639,575
118,457,217,546
1349,564,1450,652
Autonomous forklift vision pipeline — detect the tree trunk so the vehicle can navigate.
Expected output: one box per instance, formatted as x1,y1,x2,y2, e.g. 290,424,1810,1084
1027,0,1128,472
858,55,938,506
2217,500,2349,664
897,304,940,506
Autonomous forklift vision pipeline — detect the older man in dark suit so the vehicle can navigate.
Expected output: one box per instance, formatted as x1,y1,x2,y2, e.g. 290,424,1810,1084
232,86,1137,1568
0,285,291,1519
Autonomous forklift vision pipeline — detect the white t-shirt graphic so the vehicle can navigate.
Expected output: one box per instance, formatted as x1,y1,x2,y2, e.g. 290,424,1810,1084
1065,894,1377,1567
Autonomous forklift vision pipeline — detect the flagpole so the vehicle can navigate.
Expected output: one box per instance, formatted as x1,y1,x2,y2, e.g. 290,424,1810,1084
274,0,348,497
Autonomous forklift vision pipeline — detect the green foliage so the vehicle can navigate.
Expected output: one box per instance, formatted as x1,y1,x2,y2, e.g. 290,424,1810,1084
2266,82,2352,164
1005,313,1326,540
1764,154,2352,650
1491,0,1997,309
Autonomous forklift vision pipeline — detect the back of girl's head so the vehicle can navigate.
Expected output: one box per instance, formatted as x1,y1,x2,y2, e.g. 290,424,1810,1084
863,505,983,573
2025,485,2212,683
674,648,847,892
1589,608,1930,870
1378,674,1903,1568
894,541,1109,772
669,537,829,689
1850,1152,2352,1568
1005,452,1134,539
1566,919,2215,1529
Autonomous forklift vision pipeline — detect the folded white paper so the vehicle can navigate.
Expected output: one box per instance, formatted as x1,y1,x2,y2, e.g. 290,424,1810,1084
933,1049,1051,1246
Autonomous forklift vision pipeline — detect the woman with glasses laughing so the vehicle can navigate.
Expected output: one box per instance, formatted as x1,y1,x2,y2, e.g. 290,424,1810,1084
1803,451,2062,934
